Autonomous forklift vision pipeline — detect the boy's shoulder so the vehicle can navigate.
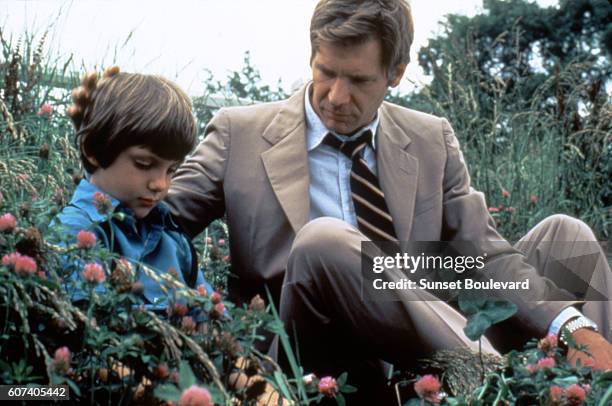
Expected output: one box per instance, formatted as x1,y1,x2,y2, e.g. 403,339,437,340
51,179,118,235
53,203,92,233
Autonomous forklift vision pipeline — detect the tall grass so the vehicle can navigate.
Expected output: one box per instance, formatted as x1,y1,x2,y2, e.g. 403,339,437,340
1,22,610,404
389,29,611,241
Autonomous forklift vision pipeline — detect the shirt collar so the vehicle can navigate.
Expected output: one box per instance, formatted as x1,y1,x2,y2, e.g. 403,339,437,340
69,179,179,230
304,82,380,152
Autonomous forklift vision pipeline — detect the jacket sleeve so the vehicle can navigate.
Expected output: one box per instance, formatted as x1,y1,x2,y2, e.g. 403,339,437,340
166,109,231,239
440,118,578,338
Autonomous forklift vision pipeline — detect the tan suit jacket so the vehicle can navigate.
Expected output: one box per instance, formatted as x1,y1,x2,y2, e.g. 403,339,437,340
166,84,573,338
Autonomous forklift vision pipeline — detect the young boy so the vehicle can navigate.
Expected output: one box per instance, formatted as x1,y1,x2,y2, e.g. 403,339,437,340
53,66,212,306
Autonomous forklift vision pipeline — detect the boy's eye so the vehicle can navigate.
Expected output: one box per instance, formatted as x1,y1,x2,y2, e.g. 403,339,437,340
134,161,152,169
168,165,179,175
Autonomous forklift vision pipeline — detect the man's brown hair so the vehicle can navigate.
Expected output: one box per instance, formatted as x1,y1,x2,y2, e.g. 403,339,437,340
310,0,414,80
72,71,196,173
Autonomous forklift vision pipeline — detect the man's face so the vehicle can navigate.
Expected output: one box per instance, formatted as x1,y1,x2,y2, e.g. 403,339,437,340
310,39,406,135
89,145,180,219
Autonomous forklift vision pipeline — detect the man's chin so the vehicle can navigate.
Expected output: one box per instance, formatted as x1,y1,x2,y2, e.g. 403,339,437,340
324,120,357,135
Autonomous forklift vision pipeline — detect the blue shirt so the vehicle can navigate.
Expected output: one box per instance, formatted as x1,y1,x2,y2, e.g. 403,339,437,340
305,83,380,226
303,84,584,337
52,179,212,307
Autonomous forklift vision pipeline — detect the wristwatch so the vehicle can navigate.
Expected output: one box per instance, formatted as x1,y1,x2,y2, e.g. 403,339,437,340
559,316,599,350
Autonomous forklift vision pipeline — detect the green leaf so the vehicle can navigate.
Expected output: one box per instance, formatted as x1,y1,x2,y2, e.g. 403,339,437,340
65,379,81,397
458,295,488,315
336,393,346,406
552,376,579,386
178,361,197,390
267,319,286,336
594,370,612,384
481,299,517,324
460,296,517,340
265,288,308,400
153,384,182,402
464,312,492,341
337,372,347,386
597,385,612,406
273,370,292,400
341,384,357,394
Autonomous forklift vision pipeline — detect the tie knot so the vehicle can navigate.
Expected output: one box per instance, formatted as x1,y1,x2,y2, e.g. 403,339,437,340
323,130,373,160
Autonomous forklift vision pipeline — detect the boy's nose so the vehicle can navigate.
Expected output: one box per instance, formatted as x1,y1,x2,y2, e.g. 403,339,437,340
148,175,170,192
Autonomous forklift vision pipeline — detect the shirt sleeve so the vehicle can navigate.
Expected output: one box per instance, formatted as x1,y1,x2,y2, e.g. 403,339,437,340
165,109,231,238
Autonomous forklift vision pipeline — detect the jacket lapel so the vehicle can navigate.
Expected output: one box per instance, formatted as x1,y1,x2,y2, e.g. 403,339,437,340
377,104,419,241
261,87,310,234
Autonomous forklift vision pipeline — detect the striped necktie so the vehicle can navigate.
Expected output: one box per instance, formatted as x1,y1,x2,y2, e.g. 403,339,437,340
323,130,397,241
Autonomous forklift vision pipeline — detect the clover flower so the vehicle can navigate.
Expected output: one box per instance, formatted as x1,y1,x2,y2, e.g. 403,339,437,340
2,252,37,275
318,376,338,398
82,262,106,284
210,291,222,304
549,385,564,404
167,303,189,318
196,284,208,297
536,357,556,369
37,103,53,116
93,191,112,215
39,143,50,159
178,385,212,406
181,316,196,335
565,384,586,405
210,303,225,319
537,333,558,355
414,374,441,403
302,373,316,386
0,213,17,232
153,363,169,379
76,230,97,248
53,346,71,374
249,294,265,312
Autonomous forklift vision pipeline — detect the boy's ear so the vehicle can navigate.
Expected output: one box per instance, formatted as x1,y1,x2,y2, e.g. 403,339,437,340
81,145,100,169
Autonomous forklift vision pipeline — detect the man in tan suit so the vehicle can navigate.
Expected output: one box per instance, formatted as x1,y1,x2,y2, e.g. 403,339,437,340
166,0,611,401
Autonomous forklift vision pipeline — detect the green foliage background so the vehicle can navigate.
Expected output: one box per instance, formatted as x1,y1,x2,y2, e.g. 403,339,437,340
0,0,611,404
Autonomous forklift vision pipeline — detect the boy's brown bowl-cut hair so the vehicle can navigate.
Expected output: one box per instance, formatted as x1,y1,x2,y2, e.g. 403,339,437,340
72,72,197,173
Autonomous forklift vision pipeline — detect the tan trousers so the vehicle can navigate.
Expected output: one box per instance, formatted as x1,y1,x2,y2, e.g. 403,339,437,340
278,214,610,403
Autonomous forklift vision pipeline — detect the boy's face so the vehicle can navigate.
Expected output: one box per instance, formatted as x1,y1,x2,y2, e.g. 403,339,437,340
89,145,180,219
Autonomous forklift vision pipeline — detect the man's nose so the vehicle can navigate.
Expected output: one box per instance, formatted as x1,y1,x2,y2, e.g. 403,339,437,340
328,78,350,107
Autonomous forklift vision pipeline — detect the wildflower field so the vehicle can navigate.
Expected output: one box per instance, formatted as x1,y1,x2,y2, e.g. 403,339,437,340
0,0,611,404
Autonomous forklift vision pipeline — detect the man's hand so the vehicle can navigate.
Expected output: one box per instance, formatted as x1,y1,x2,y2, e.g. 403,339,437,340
566,328,612,371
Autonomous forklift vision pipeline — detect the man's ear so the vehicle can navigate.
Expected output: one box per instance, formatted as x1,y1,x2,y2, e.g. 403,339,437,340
388,64,407,88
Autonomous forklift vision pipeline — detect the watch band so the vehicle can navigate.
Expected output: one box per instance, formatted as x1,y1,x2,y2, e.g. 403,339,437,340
559,316,599,348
